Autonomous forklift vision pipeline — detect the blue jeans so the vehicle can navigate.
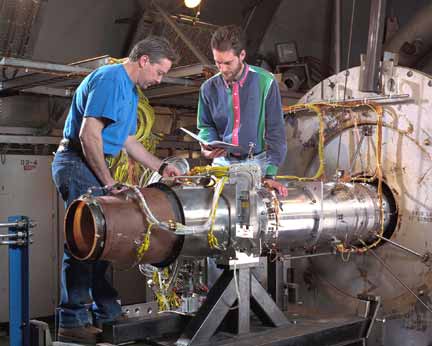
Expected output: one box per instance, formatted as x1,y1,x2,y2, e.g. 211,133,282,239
52,150,121,328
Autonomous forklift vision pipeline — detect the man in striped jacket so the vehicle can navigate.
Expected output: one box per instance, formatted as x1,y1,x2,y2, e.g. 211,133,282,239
197,25,287,195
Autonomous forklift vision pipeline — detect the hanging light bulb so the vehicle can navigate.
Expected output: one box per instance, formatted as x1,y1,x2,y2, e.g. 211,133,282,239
184,0,201,9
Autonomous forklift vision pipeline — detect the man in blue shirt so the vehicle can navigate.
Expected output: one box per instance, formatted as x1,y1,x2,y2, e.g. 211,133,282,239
52,36,180,343
197,25,287,196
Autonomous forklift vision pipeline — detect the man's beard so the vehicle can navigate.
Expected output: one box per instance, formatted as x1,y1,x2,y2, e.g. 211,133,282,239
223,63,243,82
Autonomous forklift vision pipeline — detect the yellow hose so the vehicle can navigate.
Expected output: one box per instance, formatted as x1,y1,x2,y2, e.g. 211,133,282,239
208,176,228,248
278,103,326,181
189,165,229,178
106,58,160,185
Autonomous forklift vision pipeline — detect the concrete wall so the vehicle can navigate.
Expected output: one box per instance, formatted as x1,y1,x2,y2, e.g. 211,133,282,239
31,0,139,63
257,0,432,72
258,0,332,67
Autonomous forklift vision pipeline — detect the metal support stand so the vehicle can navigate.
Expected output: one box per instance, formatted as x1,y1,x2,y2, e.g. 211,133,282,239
356,294,381,339
0,216,34,346
101,272,381,346
176,265,288,346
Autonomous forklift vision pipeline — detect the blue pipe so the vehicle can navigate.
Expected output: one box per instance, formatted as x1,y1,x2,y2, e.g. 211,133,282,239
8,216,30,346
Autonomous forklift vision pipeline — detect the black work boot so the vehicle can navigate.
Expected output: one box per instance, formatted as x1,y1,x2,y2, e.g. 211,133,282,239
93,313,129,329
58,325,102,344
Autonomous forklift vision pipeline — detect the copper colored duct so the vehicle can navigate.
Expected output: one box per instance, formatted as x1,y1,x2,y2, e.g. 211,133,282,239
64,184,184,269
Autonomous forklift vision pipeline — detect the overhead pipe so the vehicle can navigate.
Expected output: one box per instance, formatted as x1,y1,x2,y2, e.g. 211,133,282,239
334,0,341,74
359,0,387,93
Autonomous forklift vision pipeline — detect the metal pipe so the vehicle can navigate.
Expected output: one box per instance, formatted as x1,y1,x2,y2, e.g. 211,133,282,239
283,252,335,260
366,246,432,314
64,181,393,267
169,14,218,29
1,240,24,245
334,0,341,74
8,215,30,346
0,234,28,239
375,234,423,258
359,0,387,92
0,222,26,228
349,133,366,174
0,222,21,228
0,57,91,75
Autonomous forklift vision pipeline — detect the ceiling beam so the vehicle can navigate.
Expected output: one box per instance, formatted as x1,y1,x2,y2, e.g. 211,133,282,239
152,1,211,65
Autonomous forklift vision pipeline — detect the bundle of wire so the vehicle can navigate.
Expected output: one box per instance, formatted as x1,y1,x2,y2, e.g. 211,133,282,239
107,58,161,185
282,101,385,255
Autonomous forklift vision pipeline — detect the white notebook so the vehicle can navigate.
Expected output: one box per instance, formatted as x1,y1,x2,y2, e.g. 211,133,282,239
180,127,246,153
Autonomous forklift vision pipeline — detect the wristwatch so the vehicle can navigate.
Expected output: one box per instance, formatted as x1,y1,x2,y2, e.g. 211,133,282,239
158,162,168,176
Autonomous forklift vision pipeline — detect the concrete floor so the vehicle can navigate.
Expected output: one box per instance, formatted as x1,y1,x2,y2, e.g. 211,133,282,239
0,335,150,346
0,323,152,346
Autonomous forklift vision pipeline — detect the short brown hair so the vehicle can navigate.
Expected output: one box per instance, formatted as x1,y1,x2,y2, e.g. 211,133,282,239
211,25,246,56
129,36,178,64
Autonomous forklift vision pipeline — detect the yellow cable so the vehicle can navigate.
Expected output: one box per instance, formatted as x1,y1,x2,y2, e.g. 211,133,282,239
277,103,326,181
281,101,385,254
152,270,171,311
106,58,160,185
208,176,228,248
189,165,229,178
136,223,154,261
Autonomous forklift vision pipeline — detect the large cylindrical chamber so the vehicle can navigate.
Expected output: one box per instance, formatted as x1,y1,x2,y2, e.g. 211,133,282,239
275,182,391,252
172,186,230,258
65,177,392,267
170,181,391,256
64,179,393,267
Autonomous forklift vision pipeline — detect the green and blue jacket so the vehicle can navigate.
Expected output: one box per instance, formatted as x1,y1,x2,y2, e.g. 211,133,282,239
197,64,287,175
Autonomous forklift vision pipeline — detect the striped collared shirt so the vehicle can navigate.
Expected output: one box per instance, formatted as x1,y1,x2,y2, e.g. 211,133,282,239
197,64,287,175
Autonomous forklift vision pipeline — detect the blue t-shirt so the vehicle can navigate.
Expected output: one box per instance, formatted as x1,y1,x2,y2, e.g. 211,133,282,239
63,64,138,156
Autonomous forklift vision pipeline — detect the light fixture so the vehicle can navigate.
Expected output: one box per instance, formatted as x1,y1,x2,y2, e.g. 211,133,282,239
184,0,201,9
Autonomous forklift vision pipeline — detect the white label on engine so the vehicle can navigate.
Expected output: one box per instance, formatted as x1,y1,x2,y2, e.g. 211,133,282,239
236,224,253,238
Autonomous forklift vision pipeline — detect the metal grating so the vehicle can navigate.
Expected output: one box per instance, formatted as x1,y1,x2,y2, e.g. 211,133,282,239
0,0,42,59
160,20,215,66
